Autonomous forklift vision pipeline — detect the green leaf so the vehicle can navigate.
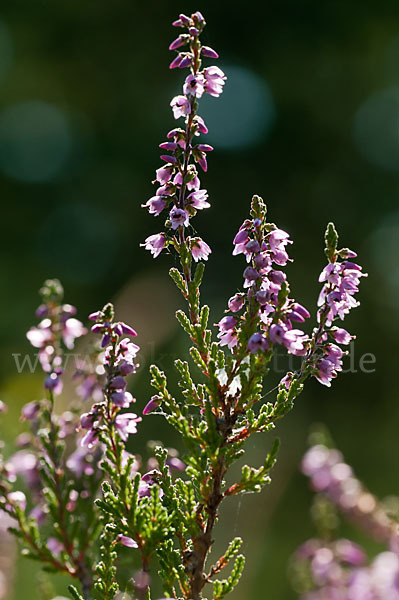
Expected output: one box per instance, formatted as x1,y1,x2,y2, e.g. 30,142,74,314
68,585,84,600
193,261,205,287
169,267,187,295
176,309,193,336
200,304,209,330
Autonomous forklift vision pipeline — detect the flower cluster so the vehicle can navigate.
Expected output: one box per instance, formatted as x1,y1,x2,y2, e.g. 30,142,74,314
307,238,367,386
80,303,141,448
26,279,86,394
293,538,399,600
291,441,399,600
141,11,225,263
302,444,395,542
217,199,311,358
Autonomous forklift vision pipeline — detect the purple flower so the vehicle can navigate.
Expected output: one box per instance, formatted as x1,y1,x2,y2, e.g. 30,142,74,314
116,534,138,548
315,358,340,387
170,207,189,230
195,115,208,134
81,429,99,448
248,332,269,354
169,35,188,51
243,266,260,282
268,228,291,251
201,46,219,58
187,189,210,210
141,233,167,258
44,373,63,395
62,317,86,349
331,327,353,345
169,54,191,69
203,66,226,97
270,324,287,345
109,376,127,390
20,401,40,421
114,413,141,441
80,412,97,430
191,238,211,262
218,330,238,349
170,95,191,119
88,310,102,321
289,302,310,322
166,457,185,471
183,73,205,98
142,196,167,216
114,338,140,364
217,316,237,332
156,164,174,184
118,360,136,376
282,329,308,356
26,322,52,348
143,395,161,415
173,170,200,190
196,151,208,172
110,391,134,408
160,154,177,164
228,293,245,313
233,228,249,247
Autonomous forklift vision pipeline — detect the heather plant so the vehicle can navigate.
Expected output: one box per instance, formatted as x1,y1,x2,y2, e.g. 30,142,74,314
290,435,399,599
0,11,367,600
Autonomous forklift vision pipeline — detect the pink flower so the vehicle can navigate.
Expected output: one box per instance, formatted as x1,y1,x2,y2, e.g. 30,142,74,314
187,189,210,210
203,66,226,97
114,413,142,441
142,196,167,216
248,332,269,354
141,233,167,258
218,330,238,349
331,327,353,345
183,73,205,98
116,534,138,548
201,46,219,59
228,293,245,312
110,391,134,408
62,318,86,349
156,165,174,184
143,395,161,415
191,238,211,262
170,207,189,230
26,321,52,348
170,95,191,119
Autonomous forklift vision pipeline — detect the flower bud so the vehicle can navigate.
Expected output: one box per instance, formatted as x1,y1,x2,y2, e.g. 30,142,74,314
201,46,219,58
143,396,161,415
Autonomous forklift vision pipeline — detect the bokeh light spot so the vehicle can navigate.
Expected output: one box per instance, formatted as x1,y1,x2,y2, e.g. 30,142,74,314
353,86,399,172
0,101,72,182
365,210,399,309
199,65,276,150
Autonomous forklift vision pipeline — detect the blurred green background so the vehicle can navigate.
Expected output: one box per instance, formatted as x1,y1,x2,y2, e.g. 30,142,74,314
0,1,398,598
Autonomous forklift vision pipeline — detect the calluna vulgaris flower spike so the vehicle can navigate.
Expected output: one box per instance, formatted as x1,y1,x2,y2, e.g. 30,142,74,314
289,437,399,599
0,11,367,600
